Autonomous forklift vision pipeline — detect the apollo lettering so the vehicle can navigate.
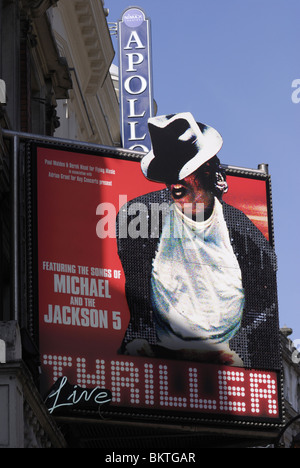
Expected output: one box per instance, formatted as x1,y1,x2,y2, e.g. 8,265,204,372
126,52,144,71
124,30,145,50
123,33,148,148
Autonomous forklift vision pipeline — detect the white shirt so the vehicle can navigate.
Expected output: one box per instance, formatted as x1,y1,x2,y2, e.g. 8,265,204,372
150,198,245,349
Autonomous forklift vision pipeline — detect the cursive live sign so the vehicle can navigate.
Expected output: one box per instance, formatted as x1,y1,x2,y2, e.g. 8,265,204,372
44,376,112,414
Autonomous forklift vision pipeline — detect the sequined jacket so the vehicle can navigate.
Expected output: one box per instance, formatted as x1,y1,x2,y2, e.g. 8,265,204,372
116,188,280,369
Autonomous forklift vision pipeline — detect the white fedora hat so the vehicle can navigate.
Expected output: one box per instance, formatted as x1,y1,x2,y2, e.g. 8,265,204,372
141,112,223,184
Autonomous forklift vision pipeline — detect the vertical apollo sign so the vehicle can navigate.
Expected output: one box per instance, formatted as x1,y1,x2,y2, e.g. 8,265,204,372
118,7,153,152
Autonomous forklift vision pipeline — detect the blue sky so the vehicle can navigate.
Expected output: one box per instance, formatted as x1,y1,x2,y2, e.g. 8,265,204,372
106,0,300,342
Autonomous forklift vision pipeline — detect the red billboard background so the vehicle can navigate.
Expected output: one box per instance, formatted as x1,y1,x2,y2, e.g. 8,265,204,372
35,145,281,422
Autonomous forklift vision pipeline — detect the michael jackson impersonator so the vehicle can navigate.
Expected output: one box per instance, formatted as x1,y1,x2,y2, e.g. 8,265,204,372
116,112,279,368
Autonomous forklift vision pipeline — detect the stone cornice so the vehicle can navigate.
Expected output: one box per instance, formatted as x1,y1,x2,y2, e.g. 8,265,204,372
57,0,114,95
22,0,58,18
31,11,72,99
0,361,67,447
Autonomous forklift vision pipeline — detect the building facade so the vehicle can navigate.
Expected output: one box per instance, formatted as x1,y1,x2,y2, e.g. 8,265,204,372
279,328,300,447
49,0,120,145
0,0,119,448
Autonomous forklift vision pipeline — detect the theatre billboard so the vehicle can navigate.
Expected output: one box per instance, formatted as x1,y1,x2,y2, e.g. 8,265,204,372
27,140,283,427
